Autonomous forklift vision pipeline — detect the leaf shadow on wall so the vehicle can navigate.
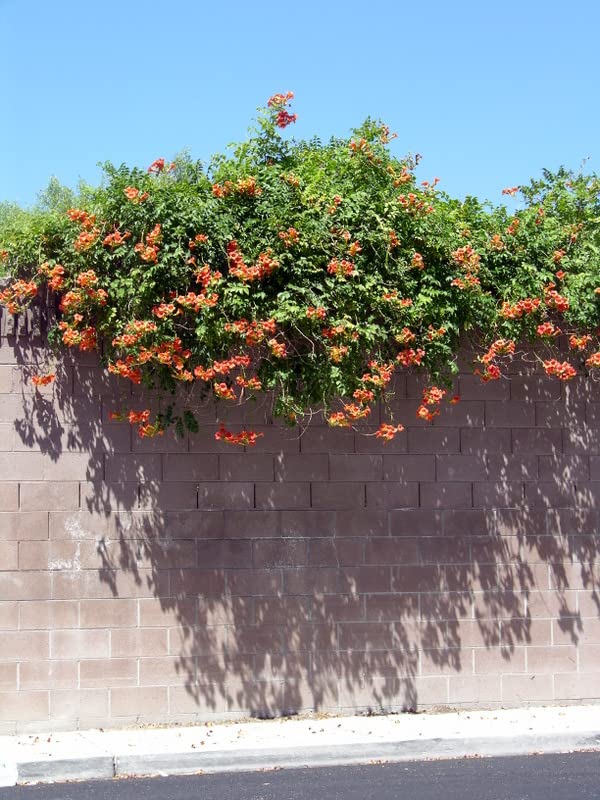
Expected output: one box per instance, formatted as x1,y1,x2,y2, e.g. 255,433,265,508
8,328,600,720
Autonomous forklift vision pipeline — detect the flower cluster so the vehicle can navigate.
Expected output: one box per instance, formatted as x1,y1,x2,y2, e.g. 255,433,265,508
227,241,278,281
543,359,577,380
0,280,38,314
31,372,56,387
215,424,264,446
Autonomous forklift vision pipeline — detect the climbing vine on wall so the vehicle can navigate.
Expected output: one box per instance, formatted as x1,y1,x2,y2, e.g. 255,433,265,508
1,93,600,443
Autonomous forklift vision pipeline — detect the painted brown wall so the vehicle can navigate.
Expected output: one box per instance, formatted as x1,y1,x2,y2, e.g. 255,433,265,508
1,305,599,733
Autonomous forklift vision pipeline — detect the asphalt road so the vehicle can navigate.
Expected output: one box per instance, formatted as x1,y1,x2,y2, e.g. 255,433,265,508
6,752,600,800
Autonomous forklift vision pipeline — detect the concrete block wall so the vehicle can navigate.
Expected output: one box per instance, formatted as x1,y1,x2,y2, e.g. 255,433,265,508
1,316,600,731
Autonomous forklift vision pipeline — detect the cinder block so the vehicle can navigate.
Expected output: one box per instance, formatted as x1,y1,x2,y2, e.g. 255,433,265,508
448,675,502,704
0,571,51,600
162,454,218,482
574,482,600,508
486,402,535,428
139,598,197,628
420,649,464,677
19,541,82,571
392,566,444,593
526,645,577,674
539,455,589,482
139,656,193,686
554,672,600,701
329,455,383,482
512,428,562,454
253,539,307,568
383,455,435,482
486,454,538,481
436,455,487,482
408,428,460,454
79,481,140,513
280,510,336,538
494,507,546,537
523,482,575,508
0,690,49,722
197,482,254,510
51,629,109,660
449,620,500,648
420,592,472,622
19,600,79,630
49,511,108,541
365,594,419,622
285,622,337,652
354,425,407,454
80,658,138,688
0,662,17,690
20,660,79,690
223,511,278,538
365,483,419,510
0,484,18,511
502,674,554,703
547,508,599,536
553,617,600,646
163,510,225,539
434,402,485,428
0,542,18,571
43,452,101,481
442,509,490,537
312,595,364,622
248,427,301,454
300,427,355,453
389,509,442,537
308,538,364,567
169,568,226,597
338,566,392,594
230,624,284,656
0,511,49,542
274,453,329,482
255,483,310,510
510,376,561,402
365,538,418,565
19,482,80,512
472,482,524,508
419,537,471,565
197,540,252,568
472,590,524,620
459,375,510,401
111,628,168,658
132,428,188,454
229,569,283,597
335,509,388,537
111,686,168,717
283,568,338,596
220,454,274,482
473,646,525,674
577,645,600,672
460,428,511,455
0,601,18,629
2,630,49,662
254,597,311,625
80,599,137,629
104,454,161,483
338,621,398,651
311,483,366,509
562,421,600,456
420,483,472,509
139,482,198,510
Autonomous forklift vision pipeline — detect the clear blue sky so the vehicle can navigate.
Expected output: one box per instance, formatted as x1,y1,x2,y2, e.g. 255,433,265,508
1,0,599,207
